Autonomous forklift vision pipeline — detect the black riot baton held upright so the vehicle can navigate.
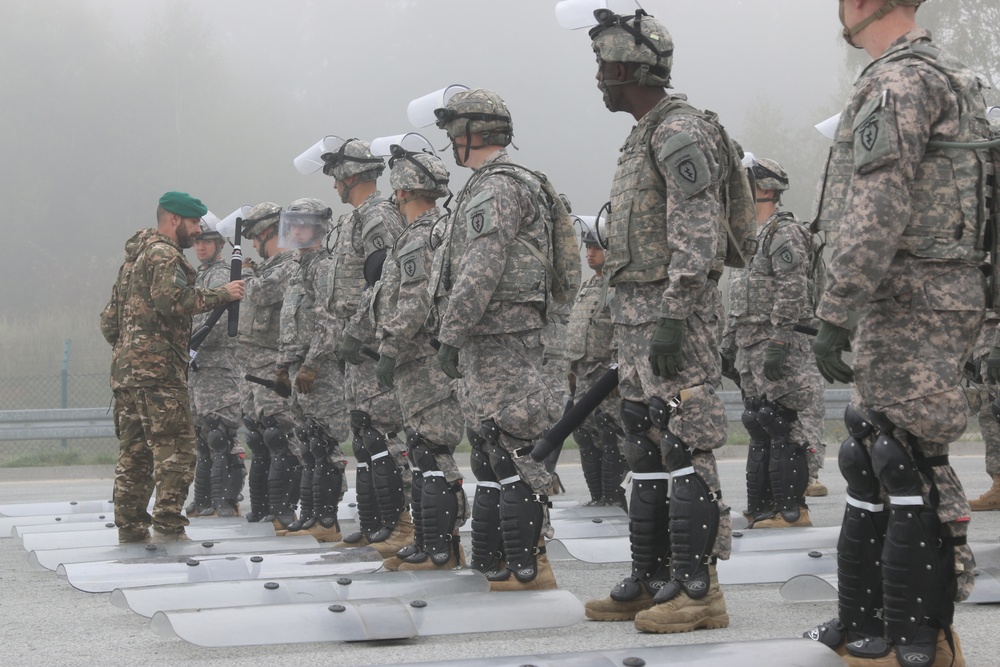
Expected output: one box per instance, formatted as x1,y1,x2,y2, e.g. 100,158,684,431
227,218,243,337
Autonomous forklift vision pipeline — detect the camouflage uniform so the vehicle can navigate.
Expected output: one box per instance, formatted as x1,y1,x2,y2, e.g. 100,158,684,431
239,246,296,522
277,243,348,536
806,28,989,662
566,273,627,506
100,228,233,542
966,319,1000,509
539,298,573,488
375,205,468,568
724,210,826,525
187,255,245,516
332,192,411,550
435,146,562,586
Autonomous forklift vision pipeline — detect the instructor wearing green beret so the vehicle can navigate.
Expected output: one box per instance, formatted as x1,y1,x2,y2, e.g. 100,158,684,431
100,191,245,543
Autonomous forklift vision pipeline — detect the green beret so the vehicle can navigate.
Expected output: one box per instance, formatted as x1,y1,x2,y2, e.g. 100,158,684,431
159,191,208,218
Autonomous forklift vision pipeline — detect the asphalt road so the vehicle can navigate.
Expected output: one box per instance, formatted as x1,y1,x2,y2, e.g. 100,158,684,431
1,445,997,666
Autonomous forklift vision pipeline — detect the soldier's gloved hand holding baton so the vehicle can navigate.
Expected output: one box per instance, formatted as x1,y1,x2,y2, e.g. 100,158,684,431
274,366,292,396
437,343,462,379
375,354,396,388
337,334,364,366
812,320,854,384
649,317,685,378
295,365,318,394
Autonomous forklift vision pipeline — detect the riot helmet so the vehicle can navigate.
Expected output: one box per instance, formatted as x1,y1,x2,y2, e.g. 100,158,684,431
434,88,514,164
278,197,333,249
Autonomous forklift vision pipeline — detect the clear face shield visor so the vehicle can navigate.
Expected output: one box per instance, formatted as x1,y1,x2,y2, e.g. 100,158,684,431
277,209,331,249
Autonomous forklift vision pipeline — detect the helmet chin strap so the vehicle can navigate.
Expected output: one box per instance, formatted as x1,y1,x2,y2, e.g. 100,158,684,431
842,0,909,48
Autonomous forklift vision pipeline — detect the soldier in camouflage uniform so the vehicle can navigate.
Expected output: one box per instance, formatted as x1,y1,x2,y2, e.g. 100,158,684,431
322,139,412,558
566,222,627,508
100,191,244,544
966,316,1000,511
238,203,297,524
580,9,733,635
273,198,349,541
432,89,565,592
721,158,826,529
539,298,573,496
372,146,469,570
186,222,246,518
804,2,991,664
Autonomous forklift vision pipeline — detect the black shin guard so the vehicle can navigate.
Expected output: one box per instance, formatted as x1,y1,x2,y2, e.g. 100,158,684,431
350,427,380,541
311,434,342,525
206,419,238,516
288,449,315,531
836,406,887,644
575,428,604,503
870,418,955,664
654,427,718,603
612,400,670,600
243,418,269,522
189,427,212,514
758,401,808,521
364,429,406,540
262,417,300,524
598,411,628,508
410,434,458,564
742,397,773,518
468,427,504,575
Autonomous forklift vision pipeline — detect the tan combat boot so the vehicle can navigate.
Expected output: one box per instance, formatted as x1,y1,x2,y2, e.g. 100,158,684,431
969,475,1000,511
370,511,415,558
399,534,466,571
151,529,191,543
805,478,829,497
753,506,813,528
289,517,341,543
841,628,964,667
633,565,729,634
489,541,557,592
585,588,655,621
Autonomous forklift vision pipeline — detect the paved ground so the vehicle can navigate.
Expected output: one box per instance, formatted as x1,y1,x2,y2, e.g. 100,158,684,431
1,445,998,666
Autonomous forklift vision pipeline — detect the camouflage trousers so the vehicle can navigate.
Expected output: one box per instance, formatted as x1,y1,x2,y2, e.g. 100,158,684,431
395,355,465,485
459,330,558,494
966,382,1000,477
113,385,197,540
615,319,732,561
851,287,983,603
737,333,826,477
573,358,624,455
189,347,242,431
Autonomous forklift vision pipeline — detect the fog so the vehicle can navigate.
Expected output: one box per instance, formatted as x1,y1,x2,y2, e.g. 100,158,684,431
0,0,994,328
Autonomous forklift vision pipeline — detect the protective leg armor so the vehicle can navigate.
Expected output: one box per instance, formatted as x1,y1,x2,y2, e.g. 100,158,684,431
242,418,270,522
575,427,604,503
287,441,315,532
394,429,425,563
262,415,300,528
467,426,505,576
650,398,718,604
408,436,462,567
187,426,212,516
757,401,808,522
340,422,379,545
833,405,889,647
597,410,628,509
869,414,956,666
741,397,773,520
479,420,549,583
613,400,671,601
353,412,405,542
306,430,343,540
205,417,240,517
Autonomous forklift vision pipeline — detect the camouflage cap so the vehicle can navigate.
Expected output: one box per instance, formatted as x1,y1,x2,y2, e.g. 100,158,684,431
590,10,673,87
389,150,450,199
434,88,513,147
321,138,386,181
159,191,208,218
242,202,282,239
751,158,789,193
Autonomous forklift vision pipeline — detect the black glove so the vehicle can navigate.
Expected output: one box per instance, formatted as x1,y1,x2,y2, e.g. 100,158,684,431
649,318,685,378
763,340,789,382
375,354,396,389
986,347,1000,384
720,347,739,383
437,343,463,379
812,320,854,384
274,366,292,396
337,334,364,366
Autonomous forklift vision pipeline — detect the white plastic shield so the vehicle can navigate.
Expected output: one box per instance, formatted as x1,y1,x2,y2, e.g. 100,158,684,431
369,132,435,158
815,113,842,140
293,135,346,174
555,0,642,30
216,205,252,239
407,85,469,128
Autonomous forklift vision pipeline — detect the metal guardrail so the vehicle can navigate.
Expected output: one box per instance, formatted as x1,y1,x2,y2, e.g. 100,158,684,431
1,390,854,442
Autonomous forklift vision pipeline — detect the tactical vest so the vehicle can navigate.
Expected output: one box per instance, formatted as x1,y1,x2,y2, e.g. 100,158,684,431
372,218,432,331
604,96,750,285
564,276,614,362
193,260,236,349
239,251,293,350
812,40,992,266
278,249,328,350
326,213,366,322
732,212,815,322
